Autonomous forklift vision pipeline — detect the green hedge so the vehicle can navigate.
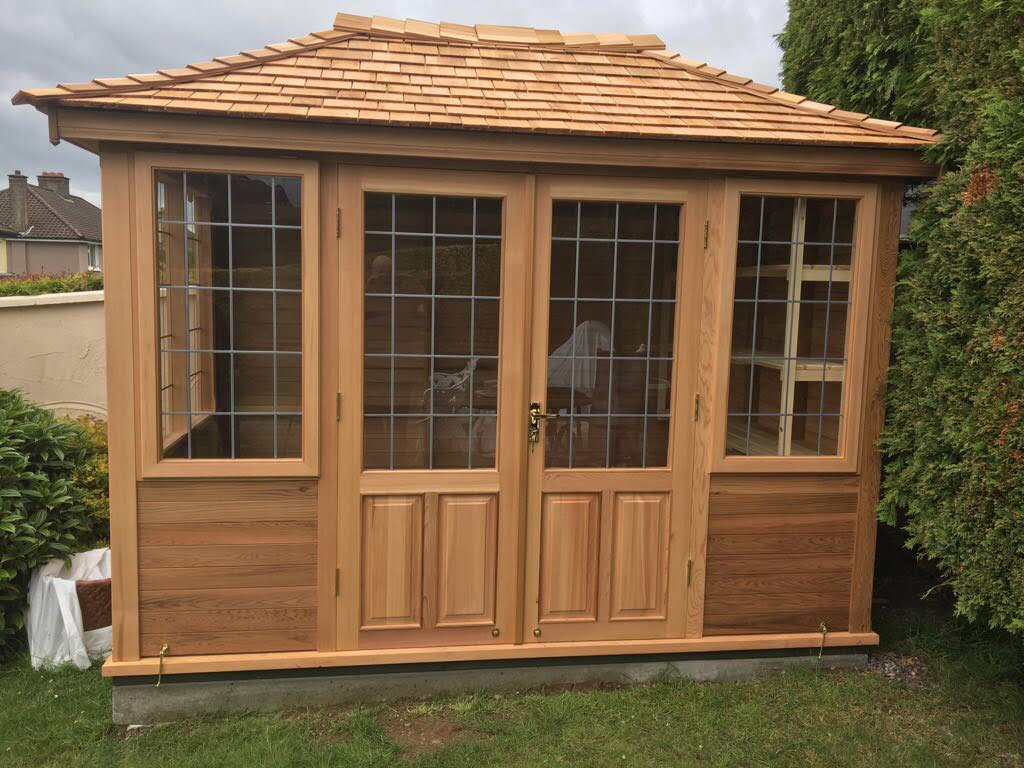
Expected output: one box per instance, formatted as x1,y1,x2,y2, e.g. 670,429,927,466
780,0,1024,632
0,391,107,658
0,272,103,297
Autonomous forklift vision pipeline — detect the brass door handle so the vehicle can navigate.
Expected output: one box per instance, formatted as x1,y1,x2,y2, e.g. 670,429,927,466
528,402,558,443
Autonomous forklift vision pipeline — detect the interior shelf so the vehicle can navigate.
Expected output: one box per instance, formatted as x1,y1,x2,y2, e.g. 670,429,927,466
735,263,851,282
726,418,821,457
730,198,848,456
731,352,846,382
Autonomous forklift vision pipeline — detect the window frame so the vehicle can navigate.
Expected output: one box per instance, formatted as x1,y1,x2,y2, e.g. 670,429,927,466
87,243,101,271
134,152,320,478
711,178,879,473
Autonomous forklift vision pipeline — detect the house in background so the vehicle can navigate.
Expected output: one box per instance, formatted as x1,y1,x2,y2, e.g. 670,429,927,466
0,171,101,276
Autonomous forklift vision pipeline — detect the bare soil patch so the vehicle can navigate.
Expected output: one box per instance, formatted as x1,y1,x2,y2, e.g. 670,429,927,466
380,710,477,760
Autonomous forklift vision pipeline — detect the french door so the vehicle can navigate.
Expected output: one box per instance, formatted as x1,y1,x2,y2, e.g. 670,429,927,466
522,177,704,642
337,167,531,649
337,167,703,649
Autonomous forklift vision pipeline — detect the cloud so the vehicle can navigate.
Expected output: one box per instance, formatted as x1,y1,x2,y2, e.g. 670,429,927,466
1,0,787,206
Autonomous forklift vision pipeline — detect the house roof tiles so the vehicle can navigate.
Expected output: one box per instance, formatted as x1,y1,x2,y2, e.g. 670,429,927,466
12,12,937,149
0,182,101,242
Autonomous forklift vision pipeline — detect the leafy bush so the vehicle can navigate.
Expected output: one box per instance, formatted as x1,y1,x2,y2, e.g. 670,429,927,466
0,391,98,658
780,0,1024,631
67,416,109,550
0,272,103,297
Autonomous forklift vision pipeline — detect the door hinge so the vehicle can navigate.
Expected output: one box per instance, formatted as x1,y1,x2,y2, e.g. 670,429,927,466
335,392,342,422
335,207,341,239
335,568,341,597
687,559,693,586
703,220,709,249
693,393,701,421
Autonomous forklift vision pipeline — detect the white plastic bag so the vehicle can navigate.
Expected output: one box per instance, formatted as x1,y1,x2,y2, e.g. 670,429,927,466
27,548,111,669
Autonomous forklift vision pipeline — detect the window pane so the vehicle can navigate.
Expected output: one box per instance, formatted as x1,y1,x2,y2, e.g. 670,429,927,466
726,195,855,457
155,170,303,459
362,192,503,469
545,200,682,468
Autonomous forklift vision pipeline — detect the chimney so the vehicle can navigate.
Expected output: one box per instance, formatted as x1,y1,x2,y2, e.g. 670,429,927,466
7,171,28,233
37,171,71,198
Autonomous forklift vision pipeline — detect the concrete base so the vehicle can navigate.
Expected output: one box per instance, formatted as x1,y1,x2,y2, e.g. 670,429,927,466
112,650,867,725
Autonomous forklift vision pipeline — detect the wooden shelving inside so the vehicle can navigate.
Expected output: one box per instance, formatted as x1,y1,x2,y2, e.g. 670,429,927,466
728,198,848,457
735,263,851,283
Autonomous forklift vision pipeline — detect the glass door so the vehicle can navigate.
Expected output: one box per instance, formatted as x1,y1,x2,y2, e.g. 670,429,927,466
522,177,705,643
337,167,530,650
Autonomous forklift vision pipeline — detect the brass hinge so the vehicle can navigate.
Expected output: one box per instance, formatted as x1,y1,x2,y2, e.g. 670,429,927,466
703,220,709,249
335,392,342,422
335,568,341,597
335,208,341,239
693,393,701,421
686,559,693,586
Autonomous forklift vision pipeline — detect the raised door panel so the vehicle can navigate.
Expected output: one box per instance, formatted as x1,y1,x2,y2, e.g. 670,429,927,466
538,493,600,623
434,494,498,628
609,493,670,621
360,495,423,630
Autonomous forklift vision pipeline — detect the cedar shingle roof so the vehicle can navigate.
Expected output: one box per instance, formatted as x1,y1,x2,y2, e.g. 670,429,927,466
0,183,101,241
12,12,937,148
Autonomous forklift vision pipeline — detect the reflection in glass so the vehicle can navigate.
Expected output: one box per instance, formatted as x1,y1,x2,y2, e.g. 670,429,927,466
545,200,681,468
726,195,855,457
155,170,303,459
362,193,503,470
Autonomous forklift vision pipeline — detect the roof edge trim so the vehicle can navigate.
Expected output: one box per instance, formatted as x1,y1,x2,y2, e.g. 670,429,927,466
646,50,940,142
11,30,358,107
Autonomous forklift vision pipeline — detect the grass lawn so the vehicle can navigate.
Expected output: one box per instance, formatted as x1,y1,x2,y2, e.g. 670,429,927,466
2,607,1022,767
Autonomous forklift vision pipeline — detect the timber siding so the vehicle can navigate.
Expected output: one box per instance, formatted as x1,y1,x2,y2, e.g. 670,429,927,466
136,479,317,656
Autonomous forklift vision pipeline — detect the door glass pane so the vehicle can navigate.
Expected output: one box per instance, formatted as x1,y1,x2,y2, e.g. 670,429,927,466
545,201,681,468
363,193,503,469
725,195,855,457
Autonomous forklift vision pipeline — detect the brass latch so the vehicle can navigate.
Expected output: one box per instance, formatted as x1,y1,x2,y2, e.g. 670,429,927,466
528,402,558,445
156,642,169,687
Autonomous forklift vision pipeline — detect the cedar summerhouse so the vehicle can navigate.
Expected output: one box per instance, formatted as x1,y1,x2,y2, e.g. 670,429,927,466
15,13,937,687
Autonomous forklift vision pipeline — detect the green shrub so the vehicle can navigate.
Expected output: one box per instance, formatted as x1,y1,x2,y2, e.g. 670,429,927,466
780,0,1024,632
67,416,109,550
0,272,103,297
0,391,98,658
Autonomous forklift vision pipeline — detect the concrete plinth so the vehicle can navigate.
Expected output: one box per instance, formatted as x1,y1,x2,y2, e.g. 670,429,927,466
112,650,868,725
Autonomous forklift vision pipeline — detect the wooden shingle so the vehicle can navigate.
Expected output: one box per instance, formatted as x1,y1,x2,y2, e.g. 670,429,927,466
12,11,938,148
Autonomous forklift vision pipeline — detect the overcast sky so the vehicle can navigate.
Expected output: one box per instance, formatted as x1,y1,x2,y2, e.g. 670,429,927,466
1,0,788,206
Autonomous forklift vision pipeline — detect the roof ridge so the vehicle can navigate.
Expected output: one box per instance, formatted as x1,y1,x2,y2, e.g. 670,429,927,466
28,185,84,239
643,50,939,141
332,12,665,51
12,28,357,106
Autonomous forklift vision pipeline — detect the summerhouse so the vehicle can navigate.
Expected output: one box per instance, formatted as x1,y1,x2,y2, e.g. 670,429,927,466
15,12,937,704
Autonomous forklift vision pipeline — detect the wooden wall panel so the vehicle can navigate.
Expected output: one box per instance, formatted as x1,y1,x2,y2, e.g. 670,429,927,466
609,493,670,621
136,479,318,657
434,494,498,628
704,475,856,636
538,493,600,623
360,495,423,630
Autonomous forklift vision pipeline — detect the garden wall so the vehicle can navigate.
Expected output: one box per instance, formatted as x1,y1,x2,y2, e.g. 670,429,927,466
0,290,106,417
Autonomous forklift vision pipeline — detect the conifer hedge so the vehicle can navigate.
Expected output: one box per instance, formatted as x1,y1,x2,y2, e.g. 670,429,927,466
780,0,1024,632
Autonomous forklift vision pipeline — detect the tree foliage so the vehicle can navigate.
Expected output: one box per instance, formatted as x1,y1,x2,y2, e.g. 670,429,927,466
780,0,1024,631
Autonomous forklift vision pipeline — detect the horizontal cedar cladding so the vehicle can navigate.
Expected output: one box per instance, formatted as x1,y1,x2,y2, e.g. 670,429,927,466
135,478,318,657
703,475,858,636
13,13,937,149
